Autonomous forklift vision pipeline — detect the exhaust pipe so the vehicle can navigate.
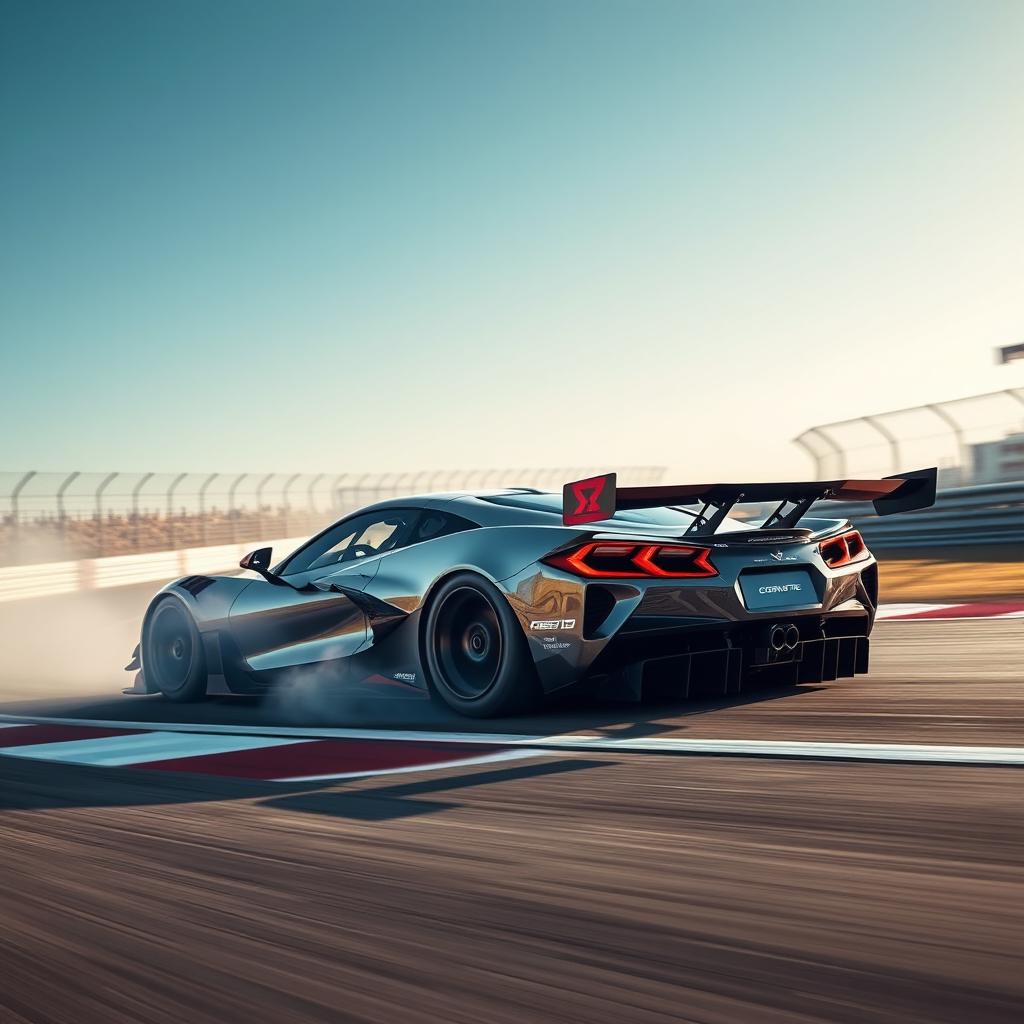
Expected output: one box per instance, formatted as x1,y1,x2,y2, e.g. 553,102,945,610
769,623,801,653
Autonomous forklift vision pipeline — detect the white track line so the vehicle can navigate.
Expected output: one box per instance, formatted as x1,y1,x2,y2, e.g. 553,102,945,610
0,714,1021,766
875,603,958,619
0,731,306,767
275,748,552,783
551,736,1024,765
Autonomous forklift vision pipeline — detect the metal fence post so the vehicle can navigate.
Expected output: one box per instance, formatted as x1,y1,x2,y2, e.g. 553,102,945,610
330,474,351,513
442,469,465,492
393,471,415,498
198,473,219,546
9,471,36,533
166,473,187,550
793,435,825,477
408,470,432,493
131,472,154,549
95,472,118,556
351,472,373,510
255,473,274,537
306,474,325,515
862,415,902,475
228,474,248,544
805,427,846,477
56,471,80,548
375,472,397,502
426,469,449,492
925,404,968,480
281,473,300,536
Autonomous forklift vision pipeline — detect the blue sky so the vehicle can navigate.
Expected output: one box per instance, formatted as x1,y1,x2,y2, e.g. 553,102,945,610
2,0,1022,480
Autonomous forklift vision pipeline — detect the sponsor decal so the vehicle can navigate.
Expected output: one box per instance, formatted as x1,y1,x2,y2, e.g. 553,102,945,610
393,672,416,683
563,473,616,526
540,637,571,650
530,618,576,630
573,479,605,517
758,583,802,594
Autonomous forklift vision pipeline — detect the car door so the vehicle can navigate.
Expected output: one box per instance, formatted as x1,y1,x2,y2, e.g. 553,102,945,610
227,510,417,673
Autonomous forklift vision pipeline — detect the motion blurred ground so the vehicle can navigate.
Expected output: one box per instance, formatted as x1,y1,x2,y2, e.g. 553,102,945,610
880,551,1023,602
0,559,1020,1024
1,746,1021,1024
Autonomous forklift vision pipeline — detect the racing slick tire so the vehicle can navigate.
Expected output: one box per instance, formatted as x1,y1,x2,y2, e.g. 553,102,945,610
142,596,208,703
423,572,540,718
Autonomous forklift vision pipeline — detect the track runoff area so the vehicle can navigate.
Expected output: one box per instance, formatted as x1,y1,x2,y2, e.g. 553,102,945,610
2,610,1022,1024
1,604,1022,781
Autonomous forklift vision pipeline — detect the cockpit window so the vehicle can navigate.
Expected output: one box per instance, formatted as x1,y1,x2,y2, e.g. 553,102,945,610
279,509,419,576
278,508,477,576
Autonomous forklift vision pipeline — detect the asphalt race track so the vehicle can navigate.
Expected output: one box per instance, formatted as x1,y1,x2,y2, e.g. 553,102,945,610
0,584,1022,1023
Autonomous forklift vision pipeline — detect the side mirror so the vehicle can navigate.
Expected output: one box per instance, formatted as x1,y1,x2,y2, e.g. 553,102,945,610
240,547,275,580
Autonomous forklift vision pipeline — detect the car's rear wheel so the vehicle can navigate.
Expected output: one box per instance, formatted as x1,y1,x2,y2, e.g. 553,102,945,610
142,597,208,702
423,573,539,718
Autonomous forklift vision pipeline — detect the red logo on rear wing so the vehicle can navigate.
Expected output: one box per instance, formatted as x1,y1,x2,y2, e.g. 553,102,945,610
563,473,617,525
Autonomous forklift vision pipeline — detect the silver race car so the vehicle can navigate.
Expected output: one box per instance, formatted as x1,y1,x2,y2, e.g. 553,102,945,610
125,468,936,717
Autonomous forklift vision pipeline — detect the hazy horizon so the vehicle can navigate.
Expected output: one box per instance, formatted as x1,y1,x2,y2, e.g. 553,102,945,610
2,0,1023,482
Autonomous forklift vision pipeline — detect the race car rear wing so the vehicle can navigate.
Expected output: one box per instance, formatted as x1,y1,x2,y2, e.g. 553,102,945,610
562,468,937,534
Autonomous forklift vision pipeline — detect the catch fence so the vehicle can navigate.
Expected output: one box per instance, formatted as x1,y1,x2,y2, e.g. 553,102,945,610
793,389,1024,487
0,466,666,567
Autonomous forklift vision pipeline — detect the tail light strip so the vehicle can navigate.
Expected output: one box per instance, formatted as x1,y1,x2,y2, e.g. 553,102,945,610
545,542,718,579
819,529,867,568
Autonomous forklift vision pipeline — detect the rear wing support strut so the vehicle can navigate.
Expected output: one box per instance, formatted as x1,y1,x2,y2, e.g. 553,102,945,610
762,495,819,530
684,495,743,536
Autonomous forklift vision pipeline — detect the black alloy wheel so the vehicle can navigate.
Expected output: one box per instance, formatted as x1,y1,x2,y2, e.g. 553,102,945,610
143,597,207,702
424,573,539,718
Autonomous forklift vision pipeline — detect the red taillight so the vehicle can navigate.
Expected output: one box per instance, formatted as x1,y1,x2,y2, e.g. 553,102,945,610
544,542,718,579
819,529,868,568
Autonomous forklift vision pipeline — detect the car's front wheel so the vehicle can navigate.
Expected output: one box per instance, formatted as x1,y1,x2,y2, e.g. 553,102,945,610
423,573,539,718
142,596,208,702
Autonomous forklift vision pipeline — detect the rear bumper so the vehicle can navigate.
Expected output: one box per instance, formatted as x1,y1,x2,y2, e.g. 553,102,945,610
583,608,871,701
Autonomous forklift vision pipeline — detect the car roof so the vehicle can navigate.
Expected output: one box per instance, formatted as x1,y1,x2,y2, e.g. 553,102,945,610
326,490,845,537
348,489,550,523
355,489,710,530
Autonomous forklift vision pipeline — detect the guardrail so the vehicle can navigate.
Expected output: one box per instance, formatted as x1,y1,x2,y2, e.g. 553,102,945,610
0,536,306,604
826,480,1024,550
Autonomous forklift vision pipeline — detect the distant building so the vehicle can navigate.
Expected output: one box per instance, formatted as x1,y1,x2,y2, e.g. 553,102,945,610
971,432,1024,484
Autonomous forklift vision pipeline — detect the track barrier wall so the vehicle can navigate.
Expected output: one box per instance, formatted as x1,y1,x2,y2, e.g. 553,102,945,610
0,536,305,603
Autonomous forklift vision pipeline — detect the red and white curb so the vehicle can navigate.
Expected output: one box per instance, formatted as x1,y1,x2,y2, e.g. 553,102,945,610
1,716,1022,771
876,602,1024,620
0,722,540,782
